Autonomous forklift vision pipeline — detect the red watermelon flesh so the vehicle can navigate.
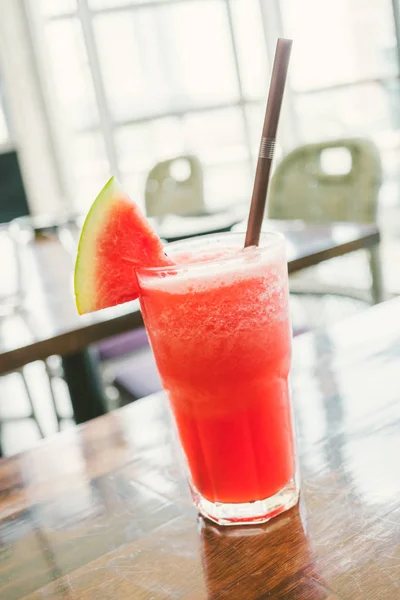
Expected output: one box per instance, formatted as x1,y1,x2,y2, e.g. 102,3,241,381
74,177,173,314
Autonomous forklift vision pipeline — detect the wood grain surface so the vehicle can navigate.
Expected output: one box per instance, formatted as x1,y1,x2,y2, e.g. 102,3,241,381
0,297,399,599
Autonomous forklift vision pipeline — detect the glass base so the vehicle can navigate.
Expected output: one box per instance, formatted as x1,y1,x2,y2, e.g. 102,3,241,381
191,477,299,526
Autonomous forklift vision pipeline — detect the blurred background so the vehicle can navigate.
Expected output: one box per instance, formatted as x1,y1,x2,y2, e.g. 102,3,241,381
1,0,400,455
1,0,400,215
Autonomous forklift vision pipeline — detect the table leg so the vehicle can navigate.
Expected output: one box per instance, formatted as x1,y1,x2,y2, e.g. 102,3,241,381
369,245,384,304
62,348,108,424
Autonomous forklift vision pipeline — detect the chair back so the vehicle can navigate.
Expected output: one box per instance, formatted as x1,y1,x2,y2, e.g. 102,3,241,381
145,155,205,217
268,138,382,224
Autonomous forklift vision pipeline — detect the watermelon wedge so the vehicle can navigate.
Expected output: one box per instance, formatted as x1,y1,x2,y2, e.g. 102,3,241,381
74,177,173,314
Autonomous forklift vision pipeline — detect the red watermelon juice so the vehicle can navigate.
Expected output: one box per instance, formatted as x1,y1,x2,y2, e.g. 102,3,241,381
136,232,298,525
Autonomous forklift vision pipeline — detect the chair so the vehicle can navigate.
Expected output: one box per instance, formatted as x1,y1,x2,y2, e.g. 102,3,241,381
145,155,205,218
268,138,383,304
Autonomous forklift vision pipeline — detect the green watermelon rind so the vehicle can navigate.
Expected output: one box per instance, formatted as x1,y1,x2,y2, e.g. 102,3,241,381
74,176,122,315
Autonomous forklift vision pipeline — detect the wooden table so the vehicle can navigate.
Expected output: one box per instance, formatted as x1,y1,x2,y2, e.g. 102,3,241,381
0,298,399,599
152,205,247,241
0,221,380,423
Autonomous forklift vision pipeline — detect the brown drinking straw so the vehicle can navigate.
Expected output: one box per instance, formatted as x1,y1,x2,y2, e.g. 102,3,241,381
244,38,292,248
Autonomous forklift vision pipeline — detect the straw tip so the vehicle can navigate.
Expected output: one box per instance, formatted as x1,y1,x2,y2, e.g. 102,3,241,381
277,38,293,47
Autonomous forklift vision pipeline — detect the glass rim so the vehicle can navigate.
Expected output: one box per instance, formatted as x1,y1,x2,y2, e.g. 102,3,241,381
137,230,285,275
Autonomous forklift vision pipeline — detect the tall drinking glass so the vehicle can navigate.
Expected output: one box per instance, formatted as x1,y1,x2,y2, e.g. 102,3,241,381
136,232,299,525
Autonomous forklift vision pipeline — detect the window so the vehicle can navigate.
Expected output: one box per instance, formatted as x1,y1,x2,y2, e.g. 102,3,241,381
36,0,272,212
31,0,400,212
279,0,400,198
